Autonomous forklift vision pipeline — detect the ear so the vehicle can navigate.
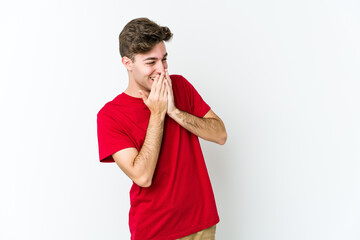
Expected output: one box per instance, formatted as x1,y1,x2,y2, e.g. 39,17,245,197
122,56,133,71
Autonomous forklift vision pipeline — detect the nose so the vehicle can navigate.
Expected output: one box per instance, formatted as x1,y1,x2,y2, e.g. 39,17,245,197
155,61,167,74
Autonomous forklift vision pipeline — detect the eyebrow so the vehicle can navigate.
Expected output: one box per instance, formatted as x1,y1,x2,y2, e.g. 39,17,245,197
143,53,168,61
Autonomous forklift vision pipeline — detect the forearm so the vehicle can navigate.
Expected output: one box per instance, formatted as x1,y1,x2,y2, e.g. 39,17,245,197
132,113,165,187
168,108,227,145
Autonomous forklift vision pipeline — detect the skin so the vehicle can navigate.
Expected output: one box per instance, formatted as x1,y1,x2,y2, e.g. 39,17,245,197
113,41,227,187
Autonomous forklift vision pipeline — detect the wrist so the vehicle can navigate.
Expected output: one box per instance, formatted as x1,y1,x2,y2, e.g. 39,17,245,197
168,107,180,119
150,111,166,121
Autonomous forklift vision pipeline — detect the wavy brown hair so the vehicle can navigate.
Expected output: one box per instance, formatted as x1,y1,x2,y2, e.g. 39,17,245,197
119,18,173,61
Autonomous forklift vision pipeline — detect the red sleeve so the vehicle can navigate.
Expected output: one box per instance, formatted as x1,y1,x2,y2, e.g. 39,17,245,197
97,111,135,163
180,75,211,118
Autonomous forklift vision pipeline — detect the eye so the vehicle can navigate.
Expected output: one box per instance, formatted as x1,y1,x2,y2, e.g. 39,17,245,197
146,62,155,65
162,58,167,62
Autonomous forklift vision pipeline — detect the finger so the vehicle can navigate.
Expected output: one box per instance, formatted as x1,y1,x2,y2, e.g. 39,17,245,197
156,72,165,92
166,80,174,101
151,74,160,94
165,74,173,96
165,70,172,88
158,72,165,83
166,78,171,93
160,77,167,96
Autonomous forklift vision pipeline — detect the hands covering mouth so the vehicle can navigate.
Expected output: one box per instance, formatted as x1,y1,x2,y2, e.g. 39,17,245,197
141,70,176,116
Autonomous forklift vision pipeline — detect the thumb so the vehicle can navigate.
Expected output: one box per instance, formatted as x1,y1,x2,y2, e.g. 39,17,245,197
138,90,149,102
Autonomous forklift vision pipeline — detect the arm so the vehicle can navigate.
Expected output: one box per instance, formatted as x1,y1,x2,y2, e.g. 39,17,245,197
168,108,227,145
112,73,168,187
112,113,165,187
165,71,227,145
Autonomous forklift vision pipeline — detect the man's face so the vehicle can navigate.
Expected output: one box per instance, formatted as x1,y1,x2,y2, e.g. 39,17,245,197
129,41,168,93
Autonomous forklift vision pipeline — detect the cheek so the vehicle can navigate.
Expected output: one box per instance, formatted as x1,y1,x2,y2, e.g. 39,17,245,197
146,68,155,75
134,66,152,77
140,65,154,75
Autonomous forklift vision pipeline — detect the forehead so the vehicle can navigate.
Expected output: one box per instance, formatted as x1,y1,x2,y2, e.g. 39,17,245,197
136,42,167,60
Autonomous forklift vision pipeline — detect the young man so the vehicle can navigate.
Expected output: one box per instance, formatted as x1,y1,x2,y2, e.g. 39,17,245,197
97,18,227,240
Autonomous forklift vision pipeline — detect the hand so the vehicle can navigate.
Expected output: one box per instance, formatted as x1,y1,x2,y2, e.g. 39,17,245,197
165,70,177,116
139,72,168,116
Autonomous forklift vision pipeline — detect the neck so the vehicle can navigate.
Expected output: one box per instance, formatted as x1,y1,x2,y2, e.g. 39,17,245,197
124,82,150,98
124,88,141,98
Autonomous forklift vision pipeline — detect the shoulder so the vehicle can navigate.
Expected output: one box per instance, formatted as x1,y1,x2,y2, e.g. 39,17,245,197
97,93,125,119
97,102,117,129
169,74,193,89
169,74,183,84
170,74,184,79
170,74,201,94
170,74,188,82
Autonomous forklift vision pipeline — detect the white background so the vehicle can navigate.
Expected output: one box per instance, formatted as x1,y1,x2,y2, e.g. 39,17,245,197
1,0,360,239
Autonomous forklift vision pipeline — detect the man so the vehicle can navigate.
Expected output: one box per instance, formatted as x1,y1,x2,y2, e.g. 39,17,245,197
97,18,227,240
